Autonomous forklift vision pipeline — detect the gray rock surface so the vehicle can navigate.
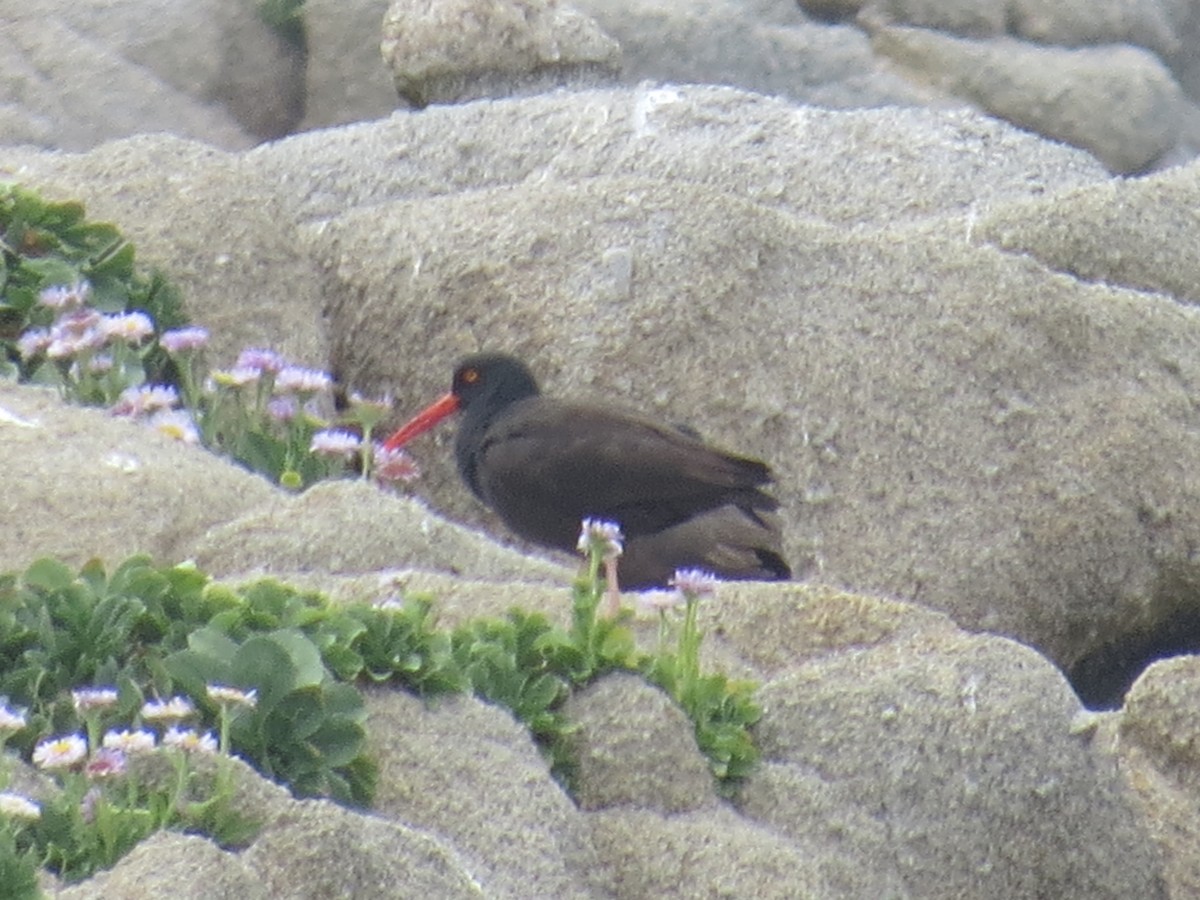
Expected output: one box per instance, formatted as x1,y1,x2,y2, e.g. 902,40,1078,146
366,690,596,898
0,0,304,149
381,0,622,107
190,479,570,582
564,673,718,813
572,0,940,109
7,0,1200,172
1119,655,1200,898
976,161,1200,305
867,23,1185,172
753,628,1165,898
299,0,397,129
0,380,276,572
54,832,267,900
241,799,486,898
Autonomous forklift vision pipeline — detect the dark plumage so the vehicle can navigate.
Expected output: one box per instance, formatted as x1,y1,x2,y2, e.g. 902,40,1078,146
383,353,790,589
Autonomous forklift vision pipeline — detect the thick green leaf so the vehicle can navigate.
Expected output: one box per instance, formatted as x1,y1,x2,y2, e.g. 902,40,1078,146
256,629,326,689
230,636,299,709
21,558,75,592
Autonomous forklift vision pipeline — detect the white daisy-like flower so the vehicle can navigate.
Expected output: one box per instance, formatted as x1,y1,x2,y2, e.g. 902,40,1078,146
577,519,624,561
0,792,41,821
163,726,217,755
274,365,333,395
347,391,392,412
85,747,127,780
100,311,155,344
72,687,119,713
32,734,87,770
102,728,157,754
149,409,201,444
159,326,210,354
16,328,51,360
0,704,27,732
669,569,719,599
111,384,180,417
310,429,361,458
46,325,105,359
235,347,286,374
373,445,421,485
140,696,195,722
209,366,263,388
267,395,299,422
38,280,91,310
206,684,258,709
634,589,685,614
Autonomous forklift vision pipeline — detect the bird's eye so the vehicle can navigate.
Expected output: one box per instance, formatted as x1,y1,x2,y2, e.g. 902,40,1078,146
462,368,479,385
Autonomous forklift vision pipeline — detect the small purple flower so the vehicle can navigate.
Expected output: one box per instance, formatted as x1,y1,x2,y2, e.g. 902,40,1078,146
85,747,127,780
634,589,685,614
46,333,94,360
275,365,333,395
54,308,103,336
150,409,200,444
236,347,286,374
112,384,180,417
100,311,154,344
79,786,102,825
310,429,361,458
159,326,209,354
72,687,119,713
16,328,50,360
373,445,421,485
669,568,719,600
577,519,624,561
209,366,262,388
87,354,114,374
267,395,299,422
46,311,105,359
38,280,91,310
347,391,393,416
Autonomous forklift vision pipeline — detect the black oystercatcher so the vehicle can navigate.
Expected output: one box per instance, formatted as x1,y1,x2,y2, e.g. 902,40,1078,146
382,353,790,590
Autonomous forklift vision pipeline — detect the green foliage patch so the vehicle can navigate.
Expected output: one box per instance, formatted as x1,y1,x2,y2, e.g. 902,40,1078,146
0,551,761,805
0,541,764,891
0,182,185,394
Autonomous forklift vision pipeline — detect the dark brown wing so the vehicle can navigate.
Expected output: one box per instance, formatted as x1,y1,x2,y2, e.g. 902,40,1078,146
620,505,790,589
471,398,778,552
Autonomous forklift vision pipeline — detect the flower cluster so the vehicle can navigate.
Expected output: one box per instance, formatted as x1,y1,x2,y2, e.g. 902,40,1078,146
26,689,222,780
194,345,420,490
14,282,164,407
10,281,422,494
18,283,154,363
0,685,260,884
